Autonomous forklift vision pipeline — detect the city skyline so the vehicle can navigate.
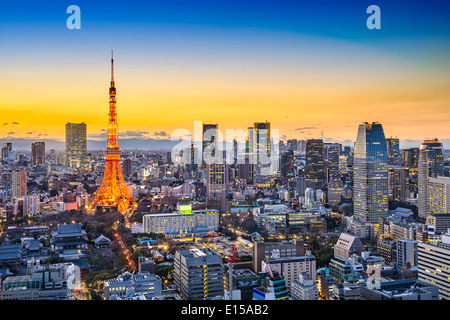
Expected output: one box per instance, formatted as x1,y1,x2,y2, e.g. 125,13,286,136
1,0,450,148
3,0,450,306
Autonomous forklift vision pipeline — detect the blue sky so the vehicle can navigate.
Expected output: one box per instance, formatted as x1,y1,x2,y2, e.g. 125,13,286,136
1,0,450,149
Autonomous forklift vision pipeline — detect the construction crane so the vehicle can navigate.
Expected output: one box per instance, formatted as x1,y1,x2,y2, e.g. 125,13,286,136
226,245,240,300
226,245,240,263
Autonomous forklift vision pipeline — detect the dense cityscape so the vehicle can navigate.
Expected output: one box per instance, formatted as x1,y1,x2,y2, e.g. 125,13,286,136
1,53,450,302
1,1,450,311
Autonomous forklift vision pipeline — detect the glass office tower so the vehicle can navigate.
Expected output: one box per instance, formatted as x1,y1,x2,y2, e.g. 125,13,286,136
353,122,389,224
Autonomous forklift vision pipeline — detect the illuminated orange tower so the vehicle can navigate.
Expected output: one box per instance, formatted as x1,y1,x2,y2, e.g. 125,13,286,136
89,52,137,213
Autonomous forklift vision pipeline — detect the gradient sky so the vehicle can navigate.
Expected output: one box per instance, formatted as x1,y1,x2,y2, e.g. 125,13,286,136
1,0,450,148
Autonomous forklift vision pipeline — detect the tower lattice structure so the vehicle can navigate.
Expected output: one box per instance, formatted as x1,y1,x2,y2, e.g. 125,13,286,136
89,53,137,213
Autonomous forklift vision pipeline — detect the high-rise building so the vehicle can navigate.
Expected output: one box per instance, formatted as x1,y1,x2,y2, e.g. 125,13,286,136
122,157,133,177
202,123,218,164
287,139,298,151
305,139,324,189
402,148,419,168
206,163,229,197
88,53,137,213
427,176,450,215
280,150,294,180
418,233,450,300
65,122,87,168
31,141,45,167
388,166,410,202
353,122,389,224
386,137,400,165
418,139,444,218
249,122,272,186
12,170,27,198
184,143,200,173
324,143,340,182
174,248,225,300
49,149,56,164
402,147,420,194
386,137,400,157
1,142,12,161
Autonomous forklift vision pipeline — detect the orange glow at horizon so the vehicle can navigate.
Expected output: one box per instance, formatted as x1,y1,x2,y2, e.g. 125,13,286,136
1,36,450,146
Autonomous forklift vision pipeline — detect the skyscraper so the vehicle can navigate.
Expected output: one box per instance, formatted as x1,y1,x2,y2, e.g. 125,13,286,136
1,142,12,162
89,53,137,213
31,141,45,167
386,137,400,165
280,150,295,181
206,163,229,197
402,148,420,168
418,139,444,218
12,170,27,198
250,122,272,186
353,122,389,224
388,167,410,202
287,139,298,151
65,122,87,168
202,123,218,164
122,157,133,177
305,139,325,189
324,143,340,182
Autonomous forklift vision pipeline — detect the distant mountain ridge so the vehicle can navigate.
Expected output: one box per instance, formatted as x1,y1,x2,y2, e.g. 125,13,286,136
0,138,178,151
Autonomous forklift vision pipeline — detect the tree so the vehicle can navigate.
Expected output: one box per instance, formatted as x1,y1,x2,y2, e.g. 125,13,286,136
240,218,257,234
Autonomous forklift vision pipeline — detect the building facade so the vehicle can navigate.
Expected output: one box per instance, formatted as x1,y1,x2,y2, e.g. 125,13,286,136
65,122,87,168
174,248,225,300
353,122,389,224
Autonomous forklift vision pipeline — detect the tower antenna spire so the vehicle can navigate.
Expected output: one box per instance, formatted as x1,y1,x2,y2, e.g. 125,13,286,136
111,50,114,82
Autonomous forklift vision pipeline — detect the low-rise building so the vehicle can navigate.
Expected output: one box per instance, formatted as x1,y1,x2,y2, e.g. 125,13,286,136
290,272,318,300
334,233,364,259
360,278,439,300
1,263,77,300
142,209,219,238
103,271,162,300
261,254,316,289
50,224,88,260
329,256,364,284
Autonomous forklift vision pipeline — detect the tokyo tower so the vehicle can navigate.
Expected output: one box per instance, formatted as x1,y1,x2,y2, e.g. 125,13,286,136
88,52,137,213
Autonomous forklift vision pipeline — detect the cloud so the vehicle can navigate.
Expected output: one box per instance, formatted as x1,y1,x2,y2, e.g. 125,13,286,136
122,130,150,138
2,122,19,127
26,132,33,135
295,127,317,131
7,132,15,135
88,131,108,139
153,131,169,137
